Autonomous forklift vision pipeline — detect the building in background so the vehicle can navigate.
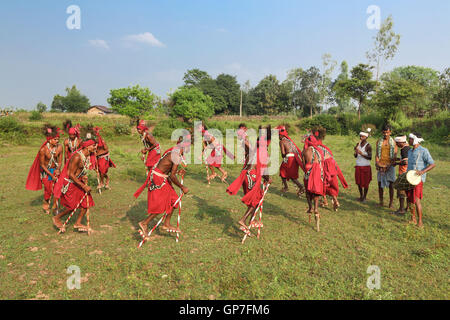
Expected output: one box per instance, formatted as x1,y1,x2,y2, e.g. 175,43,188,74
87,105,114,115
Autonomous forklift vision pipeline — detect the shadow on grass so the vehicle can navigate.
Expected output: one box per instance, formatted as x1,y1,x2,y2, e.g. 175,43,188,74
30,195,43,206
123,199,176,241
191,195,240,239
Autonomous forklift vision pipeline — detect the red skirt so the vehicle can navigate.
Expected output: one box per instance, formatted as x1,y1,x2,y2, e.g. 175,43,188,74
97,157,116,175
206,149,223,168
325,175,339,197
355,166,372,188
407,181,423,204
305,163,325,196
147,168,180,215
60,182,94,210
145,147,161,168
42,178,54,201
280,156,299,180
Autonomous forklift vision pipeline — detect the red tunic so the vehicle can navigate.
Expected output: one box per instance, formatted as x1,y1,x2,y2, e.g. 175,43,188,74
206,147,223,168
146,167,180,215
280,155,300,180
145,146,161,168
97,154,116,175
60,181,95,210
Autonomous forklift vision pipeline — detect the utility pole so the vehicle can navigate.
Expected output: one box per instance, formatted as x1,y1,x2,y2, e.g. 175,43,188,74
240,90,243,118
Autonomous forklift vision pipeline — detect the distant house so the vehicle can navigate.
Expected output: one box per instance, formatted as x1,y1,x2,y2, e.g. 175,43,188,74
87,105,114,115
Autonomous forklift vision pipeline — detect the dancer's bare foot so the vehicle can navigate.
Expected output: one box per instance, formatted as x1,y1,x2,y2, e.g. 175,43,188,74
221,172,228,183
104,184,111,190
417,221,424,228
161,225,181,233
138,221,149,238
281,187,288,193
52,216,63,229
73,223,89,232
388,201,394,209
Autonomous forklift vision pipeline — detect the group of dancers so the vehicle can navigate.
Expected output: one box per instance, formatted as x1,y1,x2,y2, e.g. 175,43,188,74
25,119,436,244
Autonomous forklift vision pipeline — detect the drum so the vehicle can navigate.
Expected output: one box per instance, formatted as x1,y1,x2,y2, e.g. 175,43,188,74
393,172,415,191
406,170,422,186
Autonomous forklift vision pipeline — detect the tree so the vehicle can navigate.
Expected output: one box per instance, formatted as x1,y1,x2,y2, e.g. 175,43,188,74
36,102,47,113
332,61,354,112
107,85,158,118
366,15,401,82
433,68,450,111
298,67,322,118
215,74,241,114
318,53,337,113
334,64,377,119
373,77,425,119
50,85,91,113
169,87,214,122
250,75,282,115
183,69,211,87
381,66,440,116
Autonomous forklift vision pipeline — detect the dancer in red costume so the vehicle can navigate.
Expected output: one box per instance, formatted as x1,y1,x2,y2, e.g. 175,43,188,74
276,125,305,197
302,133,325,231
136,120,160,175
62,120,81,164
314,127,348,211
227,125,272,236
52,135,97,233
26,124,63,215
197,124,234,184
134,134,191,237
93,127,116,191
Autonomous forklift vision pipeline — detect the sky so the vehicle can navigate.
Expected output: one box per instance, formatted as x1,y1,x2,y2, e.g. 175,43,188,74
0,0,449,109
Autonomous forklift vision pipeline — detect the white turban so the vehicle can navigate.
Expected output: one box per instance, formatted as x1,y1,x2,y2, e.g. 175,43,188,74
359,132,369,137
409,133,424,145
395,136,407,143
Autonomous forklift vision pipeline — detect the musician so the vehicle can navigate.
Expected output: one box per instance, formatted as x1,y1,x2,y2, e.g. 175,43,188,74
406,133,435,228
375,124,397,208
354,130,372,202
393,136,410,215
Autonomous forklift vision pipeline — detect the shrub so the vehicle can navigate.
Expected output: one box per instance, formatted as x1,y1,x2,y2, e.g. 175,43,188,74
0,116,24,133
153,119,186,138
29,110,43,121
114,123,131,136
298,114,341,135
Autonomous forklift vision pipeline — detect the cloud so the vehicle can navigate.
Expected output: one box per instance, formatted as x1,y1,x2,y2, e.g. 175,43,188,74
123,32,165,48
88,39,110,50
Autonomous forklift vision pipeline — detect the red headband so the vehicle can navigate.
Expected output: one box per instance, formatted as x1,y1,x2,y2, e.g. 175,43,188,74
81,140,96,148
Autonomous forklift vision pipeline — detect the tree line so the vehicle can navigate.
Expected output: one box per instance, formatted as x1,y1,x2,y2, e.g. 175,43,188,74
17,15,448,123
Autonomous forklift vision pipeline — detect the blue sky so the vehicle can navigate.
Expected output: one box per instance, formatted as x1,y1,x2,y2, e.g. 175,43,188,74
0,0,449,109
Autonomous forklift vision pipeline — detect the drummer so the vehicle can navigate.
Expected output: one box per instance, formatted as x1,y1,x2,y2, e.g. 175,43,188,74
393,136,410,215
406,133,435,228
375,124,397,208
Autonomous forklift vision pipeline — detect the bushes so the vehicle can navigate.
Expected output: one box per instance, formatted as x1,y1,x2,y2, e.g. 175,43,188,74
0,116,24,133
29,110,43,121
152,118,186,138
114,123,131,136
0,117,27,144
297,114,341,135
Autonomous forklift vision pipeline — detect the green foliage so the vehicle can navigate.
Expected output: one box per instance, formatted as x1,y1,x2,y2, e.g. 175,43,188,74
29,110,43,121
114,123,131,136
169,87,214,122
366,15,401,80
51,85,91,113
0,116,24,133
433,68,450,111
152,118,186,138
334,64,377,119
36,102,47,113
297,114,341,135
108,85,158,119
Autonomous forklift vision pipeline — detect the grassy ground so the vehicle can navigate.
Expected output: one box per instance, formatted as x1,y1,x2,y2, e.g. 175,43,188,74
0,134,448,300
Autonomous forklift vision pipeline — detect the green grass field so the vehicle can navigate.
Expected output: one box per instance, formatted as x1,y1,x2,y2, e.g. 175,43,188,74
0,134,448,300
